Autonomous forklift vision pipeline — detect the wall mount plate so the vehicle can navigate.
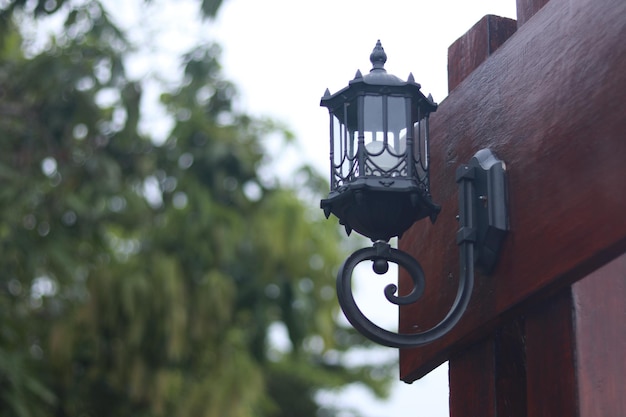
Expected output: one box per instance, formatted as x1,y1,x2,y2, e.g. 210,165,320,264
456,149,509,274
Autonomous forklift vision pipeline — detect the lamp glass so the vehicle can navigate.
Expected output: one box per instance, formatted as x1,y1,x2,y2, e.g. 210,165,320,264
362,95,406,176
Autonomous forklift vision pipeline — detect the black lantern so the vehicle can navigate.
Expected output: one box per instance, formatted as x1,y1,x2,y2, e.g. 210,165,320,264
320,40,440,242
320,41,510,348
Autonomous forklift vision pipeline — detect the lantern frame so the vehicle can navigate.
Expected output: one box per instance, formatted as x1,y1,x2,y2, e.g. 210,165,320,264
320,40,440,242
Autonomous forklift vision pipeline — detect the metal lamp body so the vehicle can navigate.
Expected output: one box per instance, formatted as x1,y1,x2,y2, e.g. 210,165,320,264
320,41,439,242
320,42,509,349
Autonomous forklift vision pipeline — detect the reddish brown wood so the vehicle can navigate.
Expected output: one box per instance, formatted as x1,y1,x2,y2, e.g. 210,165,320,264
399,0,626,382
573,254,626,417
524,258,626,417
516,0,551,27
525,290,578,417
450,256,626,417
494,320,527,417
449,320,527,417
448,15,517,92
449,339,496,417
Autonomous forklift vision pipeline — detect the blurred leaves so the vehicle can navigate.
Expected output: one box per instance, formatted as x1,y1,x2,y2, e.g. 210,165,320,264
0,1,391,417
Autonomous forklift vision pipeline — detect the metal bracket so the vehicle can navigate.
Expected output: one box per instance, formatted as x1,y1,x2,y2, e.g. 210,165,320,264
333,149,509,349
456,149,509,274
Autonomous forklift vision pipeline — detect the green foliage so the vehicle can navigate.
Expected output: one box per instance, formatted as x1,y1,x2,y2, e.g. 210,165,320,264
0,1,391,416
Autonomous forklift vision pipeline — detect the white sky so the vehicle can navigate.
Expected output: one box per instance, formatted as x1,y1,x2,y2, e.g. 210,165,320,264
101,0,519,415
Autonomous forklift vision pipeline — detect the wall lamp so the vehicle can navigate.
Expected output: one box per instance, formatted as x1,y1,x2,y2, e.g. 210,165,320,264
320,41,509,348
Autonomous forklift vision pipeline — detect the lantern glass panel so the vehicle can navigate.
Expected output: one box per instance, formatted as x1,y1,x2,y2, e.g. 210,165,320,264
331,114,344,186
331,113,357,188
363,95,383,142
387,96,407,153
388,97,409,177
364,96,391,175
332,114,342,167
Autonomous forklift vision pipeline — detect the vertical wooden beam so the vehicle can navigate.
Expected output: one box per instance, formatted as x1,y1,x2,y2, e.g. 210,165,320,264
448,257,626,417
516,0,551,27
523,254,626,417
494,319,527,417
525,290,578,417
449,338,496,417
449,319,527,417
573,254,626,417
447,15,517,92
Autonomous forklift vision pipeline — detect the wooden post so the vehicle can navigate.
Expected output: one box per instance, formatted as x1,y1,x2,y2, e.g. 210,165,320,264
571,256,626,417
398,0,626,414
448,255,626,417
447,15,517,92
516,0,550,27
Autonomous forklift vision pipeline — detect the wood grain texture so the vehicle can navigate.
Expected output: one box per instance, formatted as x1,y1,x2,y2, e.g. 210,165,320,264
516,0,551,27
494,319,527,417
399,0,626,381
449,338,496,417
525,290,578,417
449,257,626,417
573,254,626,417
449,320,527,417
448,15,517,92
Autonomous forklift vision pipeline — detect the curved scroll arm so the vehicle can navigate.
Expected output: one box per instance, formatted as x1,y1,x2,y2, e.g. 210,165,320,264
336,240,474,348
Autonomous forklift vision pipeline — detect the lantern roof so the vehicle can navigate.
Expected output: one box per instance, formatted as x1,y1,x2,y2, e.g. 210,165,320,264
320,40,437,114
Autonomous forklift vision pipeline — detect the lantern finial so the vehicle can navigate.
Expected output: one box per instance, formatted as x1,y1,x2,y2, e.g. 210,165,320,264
370,40,387,72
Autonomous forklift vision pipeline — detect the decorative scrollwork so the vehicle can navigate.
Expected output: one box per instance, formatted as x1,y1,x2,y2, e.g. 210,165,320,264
336,240,474,348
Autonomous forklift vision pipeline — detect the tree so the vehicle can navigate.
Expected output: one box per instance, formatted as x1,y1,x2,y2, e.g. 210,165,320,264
0,1,390,416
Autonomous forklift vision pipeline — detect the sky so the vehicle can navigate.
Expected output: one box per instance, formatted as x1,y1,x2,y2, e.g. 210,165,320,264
97,0,519,415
